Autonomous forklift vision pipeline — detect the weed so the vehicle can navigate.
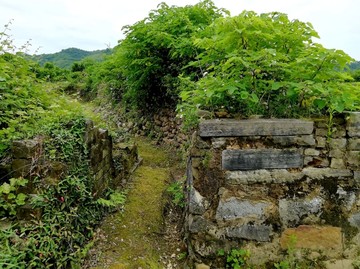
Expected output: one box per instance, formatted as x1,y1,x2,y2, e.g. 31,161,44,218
166,181,185,208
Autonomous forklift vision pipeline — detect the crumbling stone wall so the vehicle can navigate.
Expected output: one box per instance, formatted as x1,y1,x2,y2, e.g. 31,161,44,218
1,120,138,198
186,112,360,267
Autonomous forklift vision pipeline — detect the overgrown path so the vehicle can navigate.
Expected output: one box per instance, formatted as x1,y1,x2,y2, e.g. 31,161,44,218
88,138,183,269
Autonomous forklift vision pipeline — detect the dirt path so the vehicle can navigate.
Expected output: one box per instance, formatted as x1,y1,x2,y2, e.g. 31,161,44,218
87,138,184,269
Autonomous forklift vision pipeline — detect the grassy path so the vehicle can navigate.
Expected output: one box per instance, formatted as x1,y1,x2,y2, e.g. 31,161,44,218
88,138,181,269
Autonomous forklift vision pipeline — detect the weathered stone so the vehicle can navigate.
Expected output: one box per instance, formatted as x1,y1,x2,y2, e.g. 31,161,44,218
346,112,360,137
304,148,320,156
199,119,314,137
324,259,355,269
355,171,360,181
348,212,360,229
346,151,360,169
225,224,272,242
222,149,303,170
279,197,324,226
11,139,41,159
189,187,209,215
316,136,327,148
329,138,347,150
272,135,315,146
349,138,360,150
211,137,227,149
332,127,346,138
216,197,273,222
225,170,272,184
270,169,304,183
195,263,210,269
330,158,346,169
302,167,352,179
188,215,213,233
329,149,345,158
280,225,343,258
315,128,328,137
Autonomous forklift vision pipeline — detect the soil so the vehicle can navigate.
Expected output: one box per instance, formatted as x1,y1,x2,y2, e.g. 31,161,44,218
83,137,186,269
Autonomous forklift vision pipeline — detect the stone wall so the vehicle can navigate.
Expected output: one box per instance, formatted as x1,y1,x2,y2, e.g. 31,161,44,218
1,120,138,200
186,112,360,267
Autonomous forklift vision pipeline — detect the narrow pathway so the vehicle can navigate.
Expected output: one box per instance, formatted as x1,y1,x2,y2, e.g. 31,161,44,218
88,138,183,269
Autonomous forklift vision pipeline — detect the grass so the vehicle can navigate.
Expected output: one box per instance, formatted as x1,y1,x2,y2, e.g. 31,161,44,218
89,137,172,268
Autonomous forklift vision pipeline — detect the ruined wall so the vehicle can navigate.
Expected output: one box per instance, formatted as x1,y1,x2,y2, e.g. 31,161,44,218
2,120,137,198
186,112,360,267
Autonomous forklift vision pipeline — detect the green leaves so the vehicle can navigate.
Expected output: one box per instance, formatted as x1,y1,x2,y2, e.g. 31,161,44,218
178,10,359,118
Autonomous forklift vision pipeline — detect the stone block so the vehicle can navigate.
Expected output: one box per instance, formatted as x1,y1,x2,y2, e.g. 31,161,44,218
348,212,360,229
324,259,355,269
211,137,227,149
270,169,304,183
195,264,210,269
315,128,328,137
302,167,352,179
355,171,360,181
279,197,324,226
330,158,346,169
329,138,347,150
332,127,346,138
225,224,272,242
304,148,320,156
11,140,41,159
188,215,213,233
189,187,209,215
349,139,360,150
216,197,273,222
346,151,360,169
346,112,360,137
222,149,303,170
199,119,314,137
272,135,315,146
280,225,343,258
225,170,272,184
316,136,327,148
329,149,345,158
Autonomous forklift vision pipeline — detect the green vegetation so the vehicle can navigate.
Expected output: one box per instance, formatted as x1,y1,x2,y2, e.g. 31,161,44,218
32,47,112,69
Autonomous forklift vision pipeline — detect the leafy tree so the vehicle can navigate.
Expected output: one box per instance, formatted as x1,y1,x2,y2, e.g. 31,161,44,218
178,11,359,119
108,0,228,111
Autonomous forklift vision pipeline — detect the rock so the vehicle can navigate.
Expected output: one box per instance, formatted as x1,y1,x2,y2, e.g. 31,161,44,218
302,167,352,179
280,225,343,258
199,119,314,137
225,224,272,242
316,136,327,148
189,187,209,215
225,169,272,184
216,197,273,222
324,259,354,269
279,197,324,226
329,138,347,150
348,212,360,229
304,148,320,156
272,135,316,146
222,149,303,170
346,151,360,169
11,139,41,159
349,139,360,150
195,263,210,269
346,112,360,137
330,158,346,169
188,215,213,233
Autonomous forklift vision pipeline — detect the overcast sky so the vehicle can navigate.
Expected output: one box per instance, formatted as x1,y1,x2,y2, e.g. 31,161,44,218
0,0,359,60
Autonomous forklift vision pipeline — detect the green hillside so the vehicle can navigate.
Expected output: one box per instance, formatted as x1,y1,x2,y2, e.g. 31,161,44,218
32,47,112,69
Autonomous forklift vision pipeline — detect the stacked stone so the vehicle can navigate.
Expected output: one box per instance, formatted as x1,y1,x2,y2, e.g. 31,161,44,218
185,113,360,268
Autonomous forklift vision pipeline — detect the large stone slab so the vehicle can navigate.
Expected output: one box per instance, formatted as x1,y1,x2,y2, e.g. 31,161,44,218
216,197,273,221
199,119,314,137
280,225,343,258
226,224,272,242
222,149,303,170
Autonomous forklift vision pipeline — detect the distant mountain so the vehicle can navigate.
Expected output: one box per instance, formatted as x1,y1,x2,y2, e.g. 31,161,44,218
32,47,113,69
349,61,360,70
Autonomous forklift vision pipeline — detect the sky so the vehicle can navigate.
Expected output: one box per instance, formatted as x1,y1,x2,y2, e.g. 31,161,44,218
0,0,359,60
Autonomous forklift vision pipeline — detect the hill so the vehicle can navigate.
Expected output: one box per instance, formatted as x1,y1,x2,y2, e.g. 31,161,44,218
349,61,360,70
32,47,112,69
